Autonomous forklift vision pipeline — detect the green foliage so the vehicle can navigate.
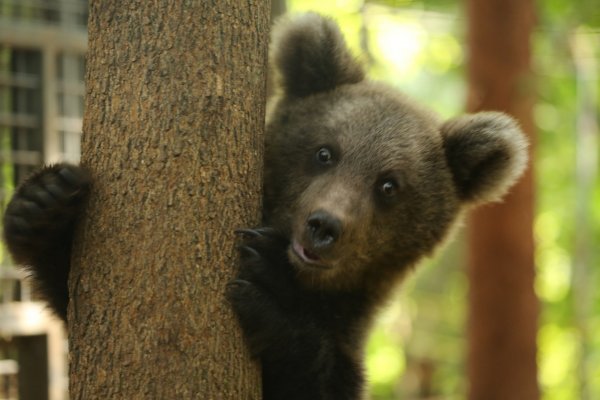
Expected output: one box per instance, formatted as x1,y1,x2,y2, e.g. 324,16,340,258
534,23,600,398
367,326,405,398
366,0,458,12
539,0,600,29
0,48,15,265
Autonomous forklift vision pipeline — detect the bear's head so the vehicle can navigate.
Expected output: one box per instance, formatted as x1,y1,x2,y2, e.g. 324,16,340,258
263,14,528,290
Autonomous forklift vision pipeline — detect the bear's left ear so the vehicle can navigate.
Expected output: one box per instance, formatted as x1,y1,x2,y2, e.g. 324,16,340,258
441,112,528,205
270,13,365,98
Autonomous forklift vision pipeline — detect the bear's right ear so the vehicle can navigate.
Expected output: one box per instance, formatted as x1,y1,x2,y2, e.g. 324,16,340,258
271,13,365,98
441,112,528,205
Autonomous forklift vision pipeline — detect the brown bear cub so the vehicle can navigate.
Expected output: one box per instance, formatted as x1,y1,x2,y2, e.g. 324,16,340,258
3,13,527,400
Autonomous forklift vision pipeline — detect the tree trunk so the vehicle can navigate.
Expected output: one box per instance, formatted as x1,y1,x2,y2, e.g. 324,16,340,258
465,0,539,399
68,2,269,398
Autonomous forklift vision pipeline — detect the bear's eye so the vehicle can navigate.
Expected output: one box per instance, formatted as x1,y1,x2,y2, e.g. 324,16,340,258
315,147,333,165
378,179,398,197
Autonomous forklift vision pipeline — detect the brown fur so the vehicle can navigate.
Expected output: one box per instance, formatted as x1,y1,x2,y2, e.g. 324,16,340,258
229,14,528,398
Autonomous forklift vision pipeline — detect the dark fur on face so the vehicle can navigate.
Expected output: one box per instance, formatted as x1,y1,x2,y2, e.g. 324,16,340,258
264,84,460,294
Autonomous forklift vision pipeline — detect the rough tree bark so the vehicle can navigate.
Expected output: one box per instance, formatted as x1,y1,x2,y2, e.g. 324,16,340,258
465,0,539,399
68,2,269,398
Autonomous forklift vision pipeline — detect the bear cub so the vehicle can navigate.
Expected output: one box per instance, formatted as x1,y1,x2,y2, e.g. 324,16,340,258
3,13,527,400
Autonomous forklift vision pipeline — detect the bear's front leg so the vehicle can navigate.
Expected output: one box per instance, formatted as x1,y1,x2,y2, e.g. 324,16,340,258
3,164,90,320
227,227,296,356
227,228,363,400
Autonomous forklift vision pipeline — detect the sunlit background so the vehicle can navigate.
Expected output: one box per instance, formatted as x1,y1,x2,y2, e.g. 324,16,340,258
285,1,600,399
0,0,598,399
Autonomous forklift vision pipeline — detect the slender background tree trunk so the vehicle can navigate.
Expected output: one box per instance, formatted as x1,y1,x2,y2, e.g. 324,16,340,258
68,2,269,398
465,0,539,399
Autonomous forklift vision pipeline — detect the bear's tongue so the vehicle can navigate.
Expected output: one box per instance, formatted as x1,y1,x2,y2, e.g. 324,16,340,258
302,247,320,262
292,240,321,263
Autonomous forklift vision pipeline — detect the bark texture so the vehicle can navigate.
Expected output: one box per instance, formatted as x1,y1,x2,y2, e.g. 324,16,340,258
466,0,539,399
68,2,269,398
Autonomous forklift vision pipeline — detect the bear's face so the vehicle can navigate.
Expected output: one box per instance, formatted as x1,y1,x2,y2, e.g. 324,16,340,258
265,84,461,288
263,14,528,289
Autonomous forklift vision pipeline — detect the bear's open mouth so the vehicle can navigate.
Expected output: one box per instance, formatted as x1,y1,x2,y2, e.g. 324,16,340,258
291,240,330,269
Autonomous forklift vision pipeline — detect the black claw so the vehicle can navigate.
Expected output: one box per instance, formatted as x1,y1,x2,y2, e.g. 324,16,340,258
30,187,55,207
58,167,89,188
226,279,253,299
238,245,261,260
21,200,43,218
44,183,67,200
5,216,32,235
235,227,279,238
58,167,77,184
235,228,261,237
255,227,277,236
228,279,252,288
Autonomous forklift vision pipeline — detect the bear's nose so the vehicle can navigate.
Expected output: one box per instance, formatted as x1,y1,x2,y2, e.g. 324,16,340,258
306,210,342,251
